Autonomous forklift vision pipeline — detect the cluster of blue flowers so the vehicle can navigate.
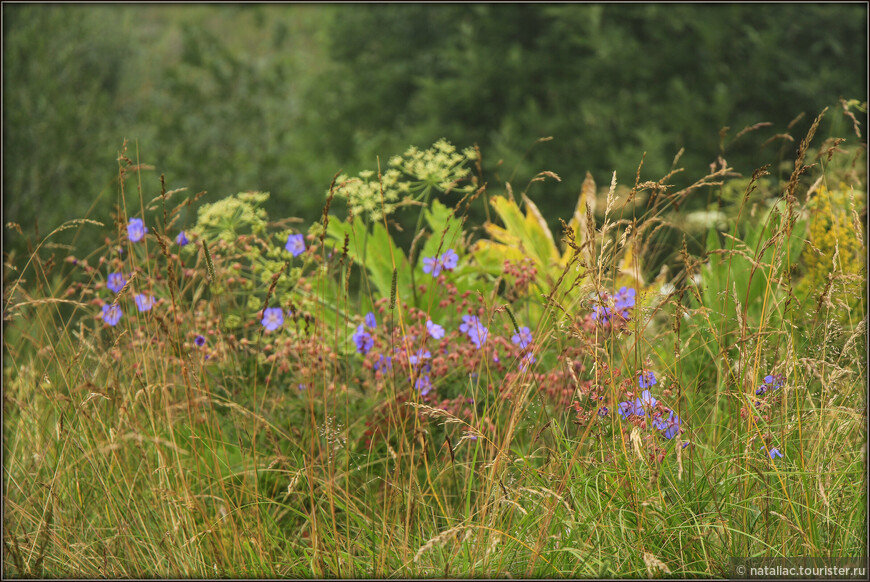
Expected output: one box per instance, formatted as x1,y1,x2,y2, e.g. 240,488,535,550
422,249,458,278
616,371,685,442
592,286,637,323
460,314,488,349
100,220,193,326
755,373,784,396
408,347,433,396
352,312,377,355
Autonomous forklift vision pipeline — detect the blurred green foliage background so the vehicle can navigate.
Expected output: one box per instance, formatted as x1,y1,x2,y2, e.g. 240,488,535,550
3,3,866,259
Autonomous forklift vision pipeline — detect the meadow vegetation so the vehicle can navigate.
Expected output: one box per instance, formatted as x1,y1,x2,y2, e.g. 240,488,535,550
4,4,866,260
3,104,866,576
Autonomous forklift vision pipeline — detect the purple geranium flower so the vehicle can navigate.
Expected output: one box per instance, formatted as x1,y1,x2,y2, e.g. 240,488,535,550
101,304,122,326
426,319,445,339
261,307,284,331
127,218,148,243
422,249,459,278
365,312,377,328
654,410,682,439
134,294,155,312
511,326,533,349
469,326,488,349
638,389,657,409
591,295,612,323
374,354,392,372
194,335,206,347
415,374,433,396
618,399,646,420
422,255,439,276
460,314,488,348
614,286,636,317
285,233,306,257
441,249,459,270
638,371,657,389
353,324,373,355
408,349,431,365
107,272,126,294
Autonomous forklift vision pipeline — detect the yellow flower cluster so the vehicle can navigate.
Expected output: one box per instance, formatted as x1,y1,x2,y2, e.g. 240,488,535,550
389,138,477,192
798,183,865,318
331,139,476,223
193,191,270,243
331,167,404,223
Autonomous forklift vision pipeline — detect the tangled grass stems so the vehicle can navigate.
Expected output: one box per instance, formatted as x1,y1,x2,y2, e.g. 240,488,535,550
3,124,866,576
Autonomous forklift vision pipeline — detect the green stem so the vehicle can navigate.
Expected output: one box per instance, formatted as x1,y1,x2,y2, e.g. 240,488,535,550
408,185,433,308
361,214,370,309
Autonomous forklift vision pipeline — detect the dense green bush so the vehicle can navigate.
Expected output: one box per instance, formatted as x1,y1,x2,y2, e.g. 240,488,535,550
3,3,866,262
316,4,866,194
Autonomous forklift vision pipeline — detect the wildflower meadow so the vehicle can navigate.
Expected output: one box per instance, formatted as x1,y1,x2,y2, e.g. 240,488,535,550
3,107,867,577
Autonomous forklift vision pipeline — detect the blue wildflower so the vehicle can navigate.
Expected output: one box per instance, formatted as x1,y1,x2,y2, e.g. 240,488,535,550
261,307,284,332
638,371,658,389
511,326,533,349
764,374,784,391
460,315,488,348
614,286,637,318
762,446,783,459
426,319,445,339
415,374,433,396
107,272,126,294
591,301,612,323
364,312,377,328
654,410,682,439
459,314,478,334
519,351,536,371
422,249,459,277
757,373,784,395
408,349,431,365
352,324,373,354
469,326,488,349
127,218,148,242
101,304,122,326
194,335,206,347
175,231,189,247
618,400,643,420
638,389,657,409
422,255,440,276
593,287,636,322
441,249,459,270
134,293,155,312
374,355,393,372
285,233,306,257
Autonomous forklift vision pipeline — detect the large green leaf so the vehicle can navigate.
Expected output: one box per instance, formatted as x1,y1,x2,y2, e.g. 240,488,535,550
326,218,411,302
